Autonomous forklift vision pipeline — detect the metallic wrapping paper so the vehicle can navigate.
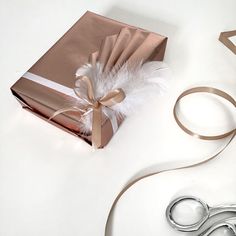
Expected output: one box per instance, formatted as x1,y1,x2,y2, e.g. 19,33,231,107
11,11,167,147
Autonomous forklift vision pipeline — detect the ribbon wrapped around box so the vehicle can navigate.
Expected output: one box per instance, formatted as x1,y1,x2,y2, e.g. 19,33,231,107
11,11,168,148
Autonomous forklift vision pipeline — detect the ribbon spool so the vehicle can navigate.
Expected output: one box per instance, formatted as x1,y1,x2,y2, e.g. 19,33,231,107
104,86,236,236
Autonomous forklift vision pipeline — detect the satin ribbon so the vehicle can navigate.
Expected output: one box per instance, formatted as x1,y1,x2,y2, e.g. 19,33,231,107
104,87,236,236
50,75,125,148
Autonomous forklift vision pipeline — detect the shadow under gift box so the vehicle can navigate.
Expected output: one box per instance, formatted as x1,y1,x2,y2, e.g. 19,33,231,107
10,11,168,148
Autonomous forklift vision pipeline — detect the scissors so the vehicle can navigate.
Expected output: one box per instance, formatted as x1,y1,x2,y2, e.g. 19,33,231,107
199,217,236,235
166,196,236,234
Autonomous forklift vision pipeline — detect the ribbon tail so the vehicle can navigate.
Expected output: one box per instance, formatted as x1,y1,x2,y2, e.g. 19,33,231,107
49,106,85,120
103,107,118,133
92,105,102,148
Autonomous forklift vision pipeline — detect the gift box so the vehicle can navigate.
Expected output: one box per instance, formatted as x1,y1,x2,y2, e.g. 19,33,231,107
11,11,168,148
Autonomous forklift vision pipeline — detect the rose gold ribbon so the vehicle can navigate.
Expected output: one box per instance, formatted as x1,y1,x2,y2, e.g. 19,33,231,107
50,75,125,148
104,87,236,236
219,30,236,55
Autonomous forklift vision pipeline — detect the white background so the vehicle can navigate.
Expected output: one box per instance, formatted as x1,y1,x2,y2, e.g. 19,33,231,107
0,0,236,236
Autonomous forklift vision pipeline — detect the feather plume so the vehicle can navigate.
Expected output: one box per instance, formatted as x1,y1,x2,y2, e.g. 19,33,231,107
75,61,171,133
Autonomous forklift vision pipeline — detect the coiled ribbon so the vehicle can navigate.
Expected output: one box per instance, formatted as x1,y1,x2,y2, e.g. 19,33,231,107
104,86,236,236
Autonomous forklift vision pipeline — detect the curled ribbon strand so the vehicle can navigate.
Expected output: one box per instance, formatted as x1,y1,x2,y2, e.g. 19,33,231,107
104,87,236,236
50,75,125,148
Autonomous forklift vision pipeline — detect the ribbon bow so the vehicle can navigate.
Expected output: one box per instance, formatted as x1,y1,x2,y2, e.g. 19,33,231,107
50,76,125,148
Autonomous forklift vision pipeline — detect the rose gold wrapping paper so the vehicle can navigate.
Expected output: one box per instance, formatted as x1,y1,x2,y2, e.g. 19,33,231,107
11,11,167,147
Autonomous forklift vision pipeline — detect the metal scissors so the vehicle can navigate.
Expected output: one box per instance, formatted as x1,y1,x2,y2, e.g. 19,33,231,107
166,196,236,235
199,217,236,235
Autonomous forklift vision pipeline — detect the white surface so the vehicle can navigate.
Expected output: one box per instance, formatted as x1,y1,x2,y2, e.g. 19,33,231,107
0,0,236,236
230,35,236,44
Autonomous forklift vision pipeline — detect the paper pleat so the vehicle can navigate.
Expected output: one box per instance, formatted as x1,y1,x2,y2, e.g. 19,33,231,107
89,27,164,73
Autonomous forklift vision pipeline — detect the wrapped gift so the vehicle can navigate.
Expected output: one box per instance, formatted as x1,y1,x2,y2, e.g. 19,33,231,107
11,11,168,148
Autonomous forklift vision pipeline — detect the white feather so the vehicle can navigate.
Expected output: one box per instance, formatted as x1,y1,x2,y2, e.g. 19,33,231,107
75,61,171,133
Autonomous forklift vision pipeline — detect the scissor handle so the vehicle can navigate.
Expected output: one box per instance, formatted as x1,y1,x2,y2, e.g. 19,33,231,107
199,217,236,236
166,196,236,233
166,196,210,232
209,205,236,217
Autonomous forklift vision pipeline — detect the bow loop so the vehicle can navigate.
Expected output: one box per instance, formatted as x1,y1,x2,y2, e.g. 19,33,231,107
100,88,126,107
51,75,126,148
75,75,96,102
